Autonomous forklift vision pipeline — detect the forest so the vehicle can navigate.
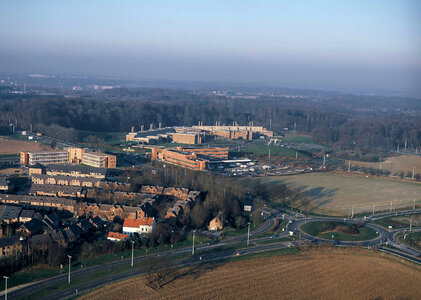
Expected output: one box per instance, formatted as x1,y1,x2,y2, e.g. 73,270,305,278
0,88,420,152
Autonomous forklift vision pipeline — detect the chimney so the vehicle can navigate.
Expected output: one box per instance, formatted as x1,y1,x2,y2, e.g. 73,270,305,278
150,124,153,130
159,122,162,129
140,125,144,132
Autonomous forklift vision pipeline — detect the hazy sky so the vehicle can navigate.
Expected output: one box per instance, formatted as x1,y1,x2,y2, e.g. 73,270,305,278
0,0,420,94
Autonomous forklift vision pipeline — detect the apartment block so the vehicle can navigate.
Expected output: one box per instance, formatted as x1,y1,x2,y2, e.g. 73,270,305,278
82,152,117,168
20,151,69,165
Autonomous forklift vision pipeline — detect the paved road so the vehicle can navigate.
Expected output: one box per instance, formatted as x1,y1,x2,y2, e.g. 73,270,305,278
2,208,420,300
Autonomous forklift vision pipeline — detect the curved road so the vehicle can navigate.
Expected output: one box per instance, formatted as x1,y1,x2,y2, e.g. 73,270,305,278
1,209,420,300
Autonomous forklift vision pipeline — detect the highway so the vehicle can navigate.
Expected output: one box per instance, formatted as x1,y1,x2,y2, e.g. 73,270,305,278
1,208,420,300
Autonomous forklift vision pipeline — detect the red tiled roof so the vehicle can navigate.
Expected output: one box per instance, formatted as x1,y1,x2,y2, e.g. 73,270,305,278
123,217,154,228
107,231,128,240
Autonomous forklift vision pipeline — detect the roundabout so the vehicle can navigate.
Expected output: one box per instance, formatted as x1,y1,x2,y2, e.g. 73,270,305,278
300,221,378,241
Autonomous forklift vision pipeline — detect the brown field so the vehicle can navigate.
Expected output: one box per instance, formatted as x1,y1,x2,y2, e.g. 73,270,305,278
81,249,421,300
347,155,421,175
0,136,50,155
250,172,421,216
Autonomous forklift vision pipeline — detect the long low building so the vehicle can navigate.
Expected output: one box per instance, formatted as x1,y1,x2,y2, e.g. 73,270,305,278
29,184,85,198
76,203,147,221
44,164,107,179
31,174,101,187
151,147,228,170
0,194,77,213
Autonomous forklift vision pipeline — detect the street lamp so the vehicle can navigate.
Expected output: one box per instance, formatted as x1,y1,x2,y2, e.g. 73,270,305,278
192,230,196,255
247,222,251,246
131,240,135,267
67,255,72,283
3,276,9,300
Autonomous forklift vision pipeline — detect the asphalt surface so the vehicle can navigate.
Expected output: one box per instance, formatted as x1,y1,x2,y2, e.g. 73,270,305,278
2,209,420,300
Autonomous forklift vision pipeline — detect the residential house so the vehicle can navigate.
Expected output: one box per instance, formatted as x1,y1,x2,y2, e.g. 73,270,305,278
0,177,13,192
19,209,35,223
208,213,225,231
0,236,23,257
107,231,128,242
0,205,22,224
123,217,155,236
17,219,44,237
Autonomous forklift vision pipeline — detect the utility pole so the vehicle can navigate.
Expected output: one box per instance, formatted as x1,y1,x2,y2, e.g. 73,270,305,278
3,276,8,300
67,255,72,283
323,155,326,168
131,241,135,267
192,230,196,255
372,203,375,215
268,147,270,160
348,160,351,173
247,222,251,246
414,199,416,211
390,201,393,212
410,218,413,232
412,167,415,180
351,206,354,218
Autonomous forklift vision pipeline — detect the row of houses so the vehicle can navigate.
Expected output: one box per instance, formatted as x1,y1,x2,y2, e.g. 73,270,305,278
0,205,39,224
29,164,108,179
75,202,150,221
29,184,86,198
0,215,106,257
140,185,200,201
0,194,77,214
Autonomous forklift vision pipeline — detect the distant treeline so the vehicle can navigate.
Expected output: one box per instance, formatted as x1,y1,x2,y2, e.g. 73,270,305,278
0,88,420,151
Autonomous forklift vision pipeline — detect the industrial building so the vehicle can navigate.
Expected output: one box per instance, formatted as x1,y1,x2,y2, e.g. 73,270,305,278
151,147,229,170
193,125,274,138
171,132,203,144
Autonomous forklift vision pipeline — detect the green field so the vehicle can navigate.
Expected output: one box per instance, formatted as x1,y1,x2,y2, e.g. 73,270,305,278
301,221,378,241
256,172,421,216
243,141,311,158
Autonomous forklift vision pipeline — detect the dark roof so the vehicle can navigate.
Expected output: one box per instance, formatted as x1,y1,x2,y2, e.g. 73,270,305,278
20,209,35,219
29,184,83,195
0,205,22,221
50,229,66,241
90,216,104,227
0,194,77,207
31,174,100,184
46,164,107,176
43,213,60,230
0,176,9,187
0,236,21,247
30,234,52,246
22,219,44,234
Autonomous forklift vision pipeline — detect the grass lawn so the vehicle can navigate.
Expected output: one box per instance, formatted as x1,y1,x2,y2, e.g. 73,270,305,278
0,267,61,292
243,141,311,159
398,231,421,251
301,221,378,241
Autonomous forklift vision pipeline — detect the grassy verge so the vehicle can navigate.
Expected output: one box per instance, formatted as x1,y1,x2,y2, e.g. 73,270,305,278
255,237,295,245
301,221,378,241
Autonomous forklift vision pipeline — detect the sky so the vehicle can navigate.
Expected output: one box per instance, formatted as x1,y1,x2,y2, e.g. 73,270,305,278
0,0,420,95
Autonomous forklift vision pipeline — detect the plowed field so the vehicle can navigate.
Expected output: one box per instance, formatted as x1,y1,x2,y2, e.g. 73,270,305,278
0,136,50,154
81,250,421,300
